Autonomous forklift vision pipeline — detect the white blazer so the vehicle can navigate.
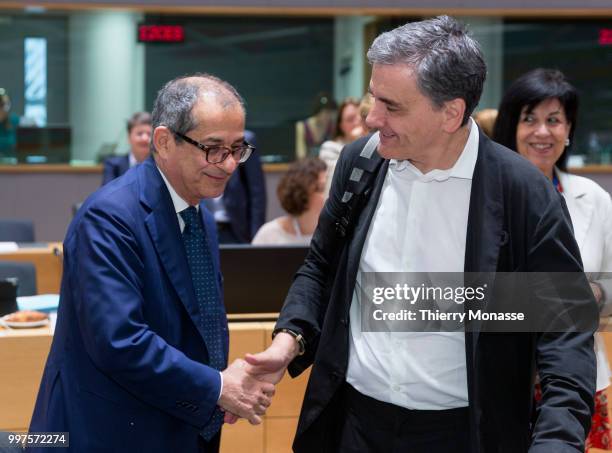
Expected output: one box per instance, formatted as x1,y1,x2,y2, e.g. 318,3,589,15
319,140,344,197
558,169,612,390
558,170,612,274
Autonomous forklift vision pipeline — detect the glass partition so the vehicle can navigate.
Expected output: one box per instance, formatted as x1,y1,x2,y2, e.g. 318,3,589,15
0,8,610,165
502,19,612,165
143,14,334,163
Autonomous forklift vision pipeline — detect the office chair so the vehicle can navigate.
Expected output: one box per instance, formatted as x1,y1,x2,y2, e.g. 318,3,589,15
0,219,35,242
0,261,37,296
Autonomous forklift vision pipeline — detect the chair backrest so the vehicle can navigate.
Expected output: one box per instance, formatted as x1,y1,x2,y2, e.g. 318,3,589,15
0,219,35,242
0,261,37,296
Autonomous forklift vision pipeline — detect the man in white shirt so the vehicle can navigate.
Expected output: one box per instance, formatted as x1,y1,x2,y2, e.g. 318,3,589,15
245,16,596,453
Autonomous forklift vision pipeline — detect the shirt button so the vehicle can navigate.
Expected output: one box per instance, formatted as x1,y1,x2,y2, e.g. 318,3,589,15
392,385,400,392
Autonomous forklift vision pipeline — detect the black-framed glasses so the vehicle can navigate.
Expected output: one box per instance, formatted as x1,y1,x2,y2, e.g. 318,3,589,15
173,131,254,164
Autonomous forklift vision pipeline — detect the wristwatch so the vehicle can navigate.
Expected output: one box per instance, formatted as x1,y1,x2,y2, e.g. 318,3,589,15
273,328,306,356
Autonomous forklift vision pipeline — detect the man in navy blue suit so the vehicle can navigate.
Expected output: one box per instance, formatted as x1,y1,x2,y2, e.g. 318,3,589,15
28,74,274,453
101,111,152,185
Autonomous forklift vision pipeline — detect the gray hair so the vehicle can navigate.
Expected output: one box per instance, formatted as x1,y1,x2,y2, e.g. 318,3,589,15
150,73,244,152
367,15,486,126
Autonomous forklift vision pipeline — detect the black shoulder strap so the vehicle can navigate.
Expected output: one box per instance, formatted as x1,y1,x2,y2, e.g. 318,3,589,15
335,133,384,238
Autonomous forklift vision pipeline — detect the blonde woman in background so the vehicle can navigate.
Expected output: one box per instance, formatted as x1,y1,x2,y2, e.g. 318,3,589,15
473,108,497,138
358,92,375,133
295,93,337,159
319,97,363,196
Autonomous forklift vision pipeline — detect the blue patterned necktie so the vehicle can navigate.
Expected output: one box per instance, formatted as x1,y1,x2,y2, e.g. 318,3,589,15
180,206,225,440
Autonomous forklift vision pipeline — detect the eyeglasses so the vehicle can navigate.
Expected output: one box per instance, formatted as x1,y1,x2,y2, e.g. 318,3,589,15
173,131,254,164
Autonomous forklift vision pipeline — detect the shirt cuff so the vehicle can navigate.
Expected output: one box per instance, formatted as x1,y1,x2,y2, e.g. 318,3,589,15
217,371,223,402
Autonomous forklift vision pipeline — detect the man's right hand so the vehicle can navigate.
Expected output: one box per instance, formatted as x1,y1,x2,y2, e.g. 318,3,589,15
218,359,275,425
244,331,301,385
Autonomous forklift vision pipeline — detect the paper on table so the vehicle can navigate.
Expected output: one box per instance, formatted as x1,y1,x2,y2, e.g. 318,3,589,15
17,294,60,313
0,242,19,253
49,311,57,334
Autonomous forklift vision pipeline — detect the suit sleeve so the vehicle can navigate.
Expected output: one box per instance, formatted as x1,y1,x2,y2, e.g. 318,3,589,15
101,159,115,186
275,138,366,377
528,193,598,453
69,203,221,428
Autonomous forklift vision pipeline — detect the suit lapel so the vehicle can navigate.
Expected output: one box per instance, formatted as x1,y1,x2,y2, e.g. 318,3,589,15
139,159,207,347
346,160,390,282
464,134,505,276
464,135,506,342
146,210,203,326
120,155,130,175
557,170,591,249
463,133,506,433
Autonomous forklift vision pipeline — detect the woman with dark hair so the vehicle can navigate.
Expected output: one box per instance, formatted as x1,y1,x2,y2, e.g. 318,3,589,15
493,68,579,176
319,97,363,196
252,158,326,245
494,68,612,450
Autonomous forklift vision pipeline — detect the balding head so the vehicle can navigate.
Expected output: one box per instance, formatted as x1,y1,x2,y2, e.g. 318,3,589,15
150,73,244,153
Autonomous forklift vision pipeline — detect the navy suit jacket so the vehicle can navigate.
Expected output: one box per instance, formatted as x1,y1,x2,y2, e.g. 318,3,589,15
102,154,130,186
29,157,229,452
222,130,266,242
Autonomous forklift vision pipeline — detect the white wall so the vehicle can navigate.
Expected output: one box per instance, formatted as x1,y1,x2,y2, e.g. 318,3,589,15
69,11,145,162
334,16,503,111
333,16,370,103
465,17,504,111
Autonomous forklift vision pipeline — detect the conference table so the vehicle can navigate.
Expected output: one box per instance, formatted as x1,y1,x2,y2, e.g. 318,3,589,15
0,242,63,294
4,323,612,453
0,321,309,453
0,242,312,452
2,243,612,453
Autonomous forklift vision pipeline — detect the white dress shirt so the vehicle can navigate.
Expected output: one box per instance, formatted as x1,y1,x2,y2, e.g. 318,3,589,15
346,119,479,410
129,152,138,168
157,166,224,399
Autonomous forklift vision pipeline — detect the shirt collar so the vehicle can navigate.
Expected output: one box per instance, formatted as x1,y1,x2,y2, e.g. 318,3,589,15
156,165,195,214
390,117,479,182
128,152,138,168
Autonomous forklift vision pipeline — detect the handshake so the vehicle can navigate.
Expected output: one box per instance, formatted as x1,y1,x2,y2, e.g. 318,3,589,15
217,331,301,425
